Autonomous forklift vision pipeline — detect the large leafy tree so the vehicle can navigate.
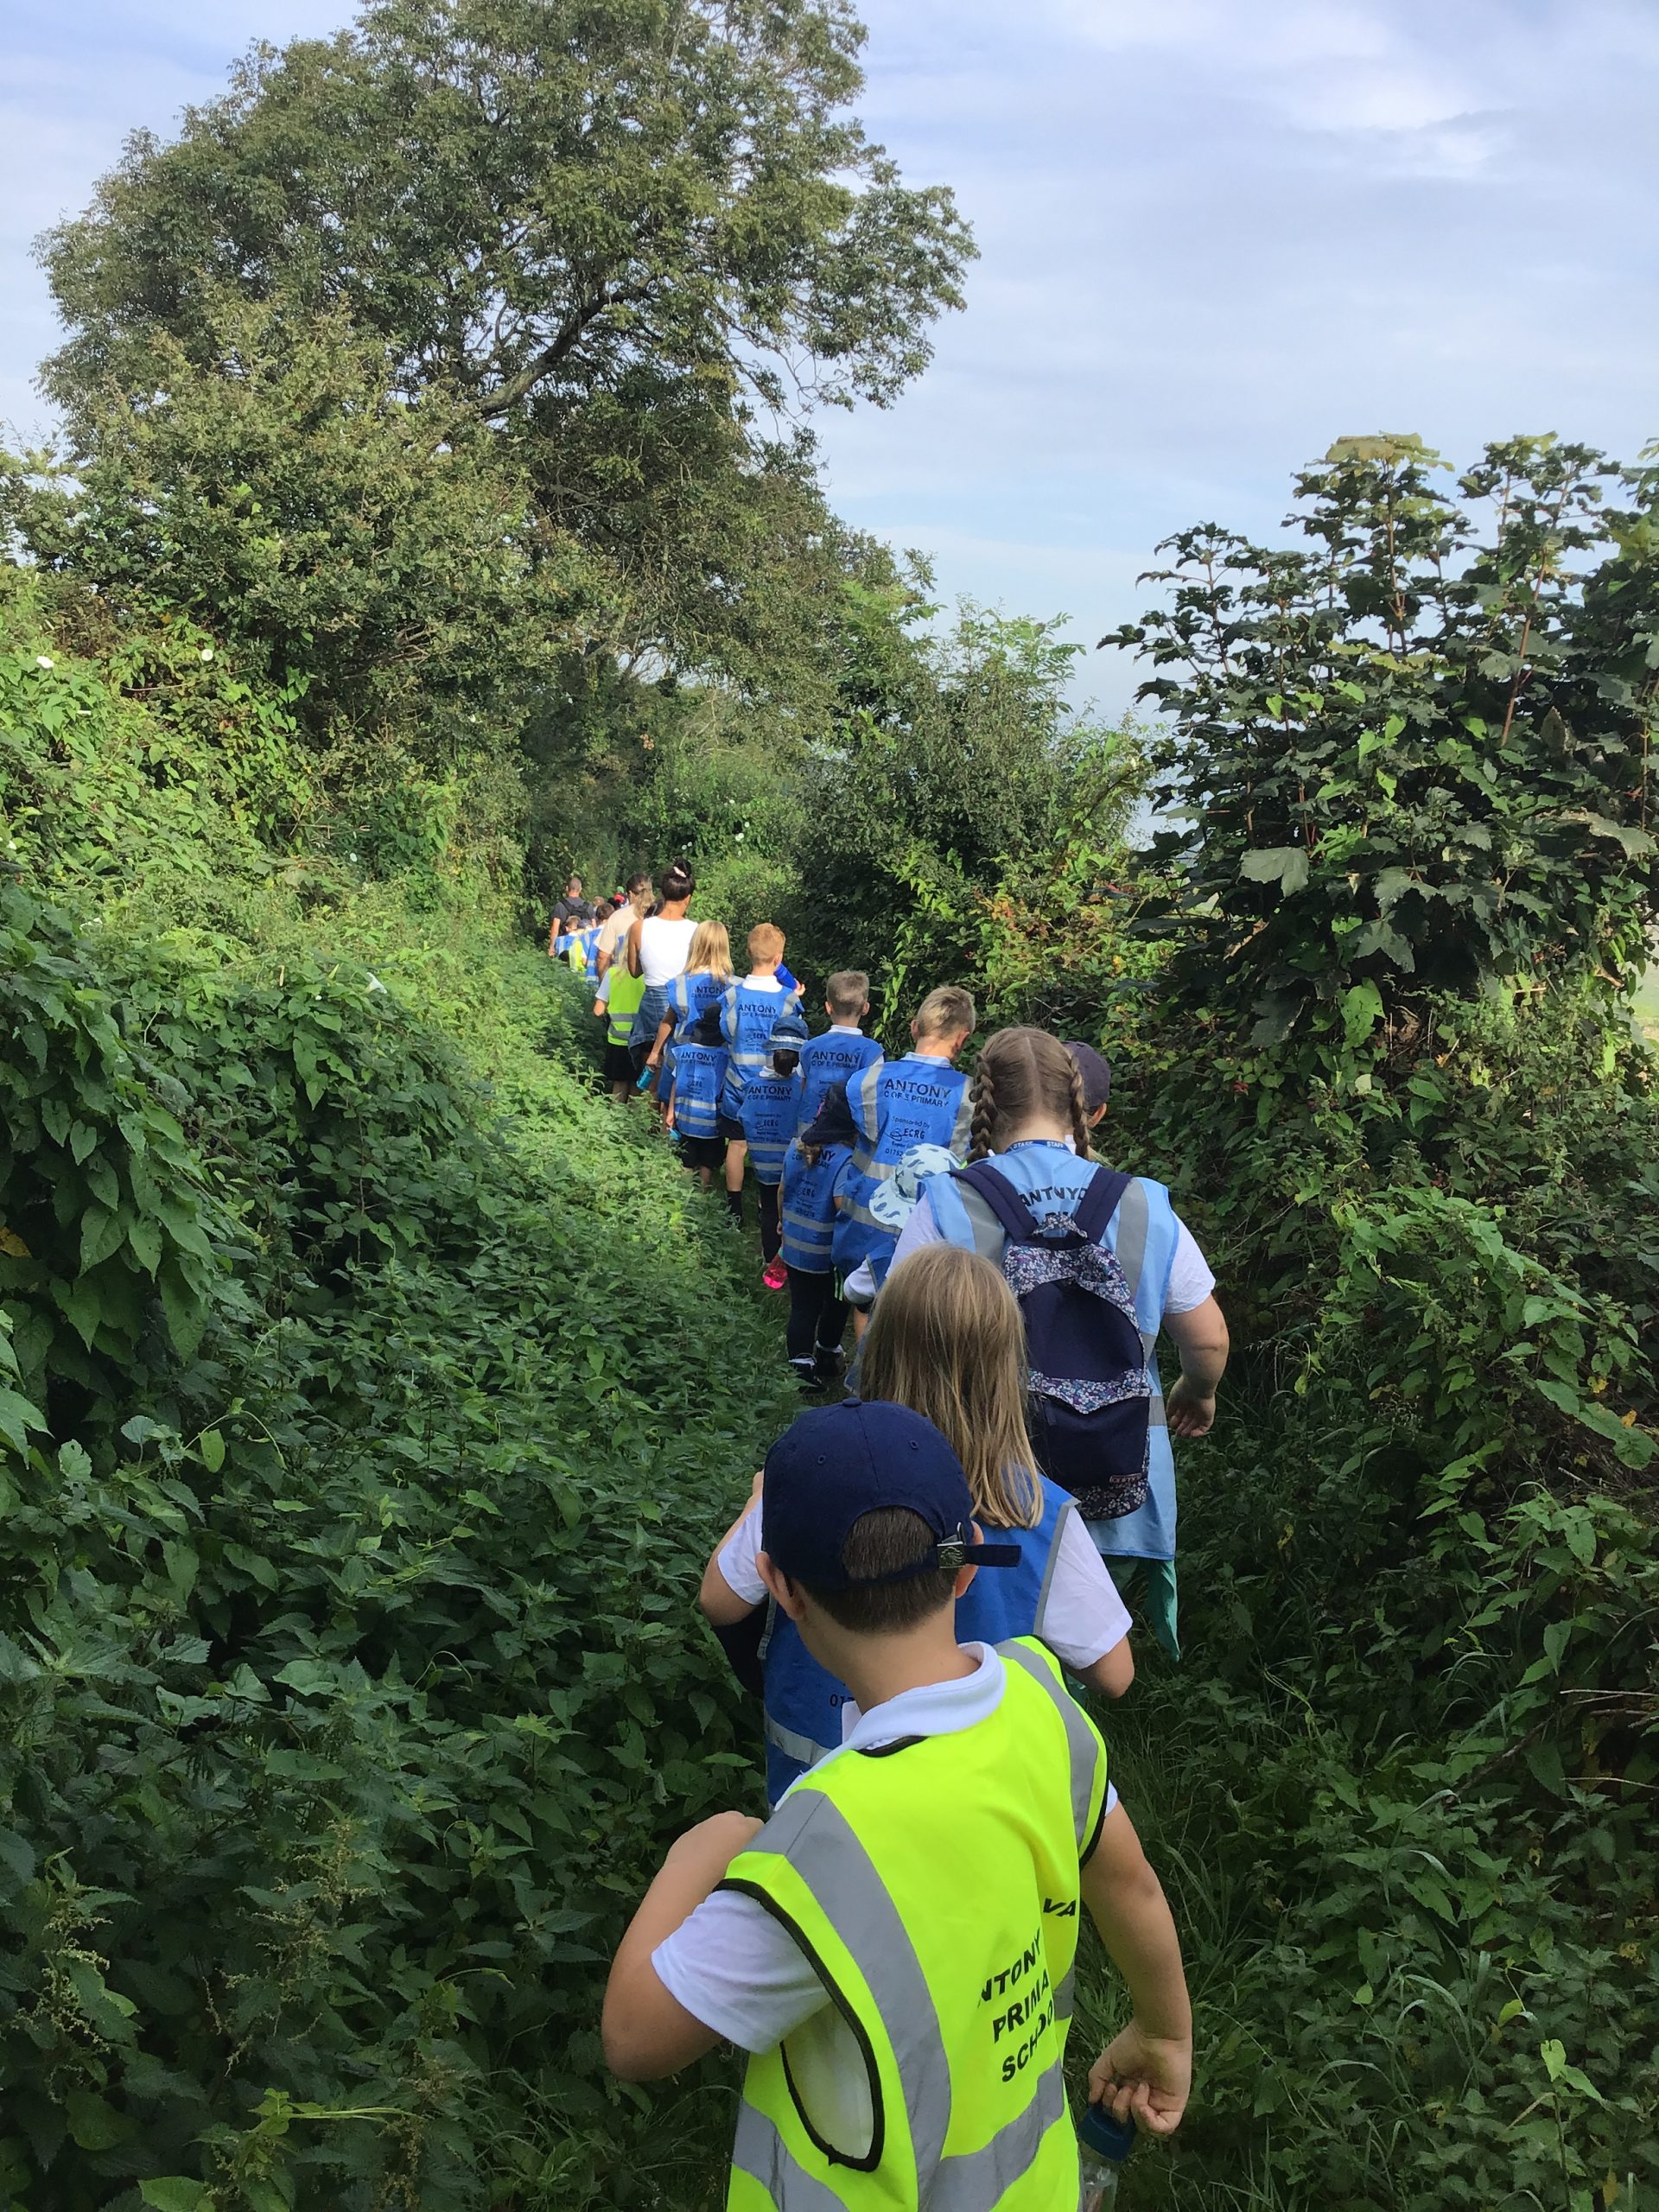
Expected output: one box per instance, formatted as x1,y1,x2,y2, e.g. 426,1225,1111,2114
42,0,971,424
15,0,973,782
1107,435,1659,1051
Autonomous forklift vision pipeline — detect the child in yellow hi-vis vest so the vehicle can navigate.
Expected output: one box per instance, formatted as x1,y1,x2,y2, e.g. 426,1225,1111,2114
603,1399,1192,2209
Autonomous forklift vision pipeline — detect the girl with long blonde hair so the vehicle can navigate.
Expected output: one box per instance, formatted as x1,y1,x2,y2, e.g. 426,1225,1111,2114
699,1239,1134,1804
649,918,735,1176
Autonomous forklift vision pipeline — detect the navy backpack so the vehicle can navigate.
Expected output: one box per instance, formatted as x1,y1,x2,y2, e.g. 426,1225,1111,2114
951,1160,1152,1521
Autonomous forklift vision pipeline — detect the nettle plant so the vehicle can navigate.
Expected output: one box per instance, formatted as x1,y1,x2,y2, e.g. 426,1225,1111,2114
1107,435,1659,1056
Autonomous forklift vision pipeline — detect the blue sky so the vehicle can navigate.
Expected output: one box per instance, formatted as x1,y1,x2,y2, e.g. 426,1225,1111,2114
4,0,1657,715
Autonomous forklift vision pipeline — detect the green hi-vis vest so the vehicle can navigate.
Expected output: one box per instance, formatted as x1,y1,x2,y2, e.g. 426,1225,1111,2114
721,1639,1108,2212
607,960,649,1046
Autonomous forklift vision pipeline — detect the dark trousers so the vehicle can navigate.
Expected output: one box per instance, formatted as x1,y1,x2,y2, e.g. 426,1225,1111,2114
757,1183,781,1262
786,1268,848,1365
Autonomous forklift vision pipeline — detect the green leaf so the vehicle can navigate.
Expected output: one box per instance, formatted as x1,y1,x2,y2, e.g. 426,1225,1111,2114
1240,846,1311,894
80,1203,130,1271
1249,992,1305,1048
128,1211,163,1275
157,1262,208,1360
141,2183,213,2212
198,1428,226,1474
1561,810,1656,858
64,2088,134,2149
1341,979,1386,1046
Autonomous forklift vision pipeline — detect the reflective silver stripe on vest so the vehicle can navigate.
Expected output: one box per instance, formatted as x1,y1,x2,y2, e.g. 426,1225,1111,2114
733,2100,849,2212
849,1153,899,1184
954,1185,1006,1266
925,2055,1067,2212
749,1790,952,2178
1032,1499,1072,1643
765,1713,840,1773
997,1641,1099,1851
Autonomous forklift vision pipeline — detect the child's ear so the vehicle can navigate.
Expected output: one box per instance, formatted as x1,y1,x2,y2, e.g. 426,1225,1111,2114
757,1550,806,1621
1088,1103,1109,1128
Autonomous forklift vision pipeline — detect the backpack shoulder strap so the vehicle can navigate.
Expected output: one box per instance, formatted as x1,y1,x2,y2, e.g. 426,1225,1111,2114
1074,1165,1134,1244
952,1160,1039,1241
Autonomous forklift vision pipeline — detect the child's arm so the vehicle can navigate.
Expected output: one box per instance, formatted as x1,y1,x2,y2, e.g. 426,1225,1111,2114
1080,1802,1192,2135
603,1812,764,2080
1075,1638,1135,1699
645,1011,674,1069
1162,1294,1230,1439
698,1473,766,1626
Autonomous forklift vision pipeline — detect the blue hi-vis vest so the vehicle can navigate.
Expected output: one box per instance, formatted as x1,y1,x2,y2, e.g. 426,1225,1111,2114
582,926,605,981
671,1041,729,1142
741,1072,804,1185
832,1055,971,1281
664,969,730,1041
780,1141,852,1274
925,1142,1183,1566
719,982,804,1117
759,1479,1077,1804
797,1029,884,1134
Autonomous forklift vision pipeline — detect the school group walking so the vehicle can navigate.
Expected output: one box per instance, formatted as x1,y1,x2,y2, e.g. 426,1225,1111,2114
550,863,1233,2210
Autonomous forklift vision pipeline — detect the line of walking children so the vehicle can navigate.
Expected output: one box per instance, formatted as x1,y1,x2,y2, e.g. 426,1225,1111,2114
582,872,1233,2202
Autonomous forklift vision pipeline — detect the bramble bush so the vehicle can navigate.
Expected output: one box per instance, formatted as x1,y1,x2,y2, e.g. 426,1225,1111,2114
0,852,794,2208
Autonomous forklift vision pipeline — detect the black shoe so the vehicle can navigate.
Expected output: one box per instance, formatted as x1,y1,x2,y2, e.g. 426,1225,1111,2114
789,1357,821,1394
811,1345,847,1395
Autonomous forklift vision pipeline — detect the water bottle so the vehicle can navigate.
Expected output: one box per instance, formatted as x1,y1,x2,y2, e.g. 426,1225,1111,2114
1077,2103,1135,2211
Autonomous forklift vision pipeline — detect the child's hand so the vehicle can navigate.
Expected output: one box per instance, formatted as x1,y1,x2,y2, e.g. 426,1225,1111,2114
1088,2023,1192,2135
1166,1377,1217,1439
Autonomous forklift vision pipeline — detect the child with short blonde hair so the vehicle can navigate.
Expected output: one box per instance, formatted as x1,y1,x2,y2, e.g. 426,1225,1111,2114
702,1238,1133,1802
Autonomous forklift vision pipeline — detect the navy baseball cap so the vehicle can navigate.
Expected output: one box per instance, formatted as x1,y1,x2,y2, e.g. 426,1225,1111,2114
762,1400,1020,1591
1065,1039,1112,1113
767,1010,810,1058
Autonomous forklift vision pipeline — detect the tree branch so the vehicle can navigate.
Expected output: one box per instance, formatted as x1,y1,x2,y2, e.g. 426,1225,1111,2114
477,289,614,418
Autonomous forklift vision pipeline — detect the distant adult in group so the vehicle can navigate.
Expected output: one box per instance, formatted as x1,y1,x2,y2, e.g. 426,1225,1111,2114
547,874,592,953
626,861,698,1089
595,873,652,982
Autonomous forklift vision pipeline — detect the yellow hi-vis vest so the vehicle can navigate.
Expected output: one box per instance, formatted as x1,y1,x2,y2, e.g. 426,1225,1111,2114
606,958,649,1047
721,1639,1109,2212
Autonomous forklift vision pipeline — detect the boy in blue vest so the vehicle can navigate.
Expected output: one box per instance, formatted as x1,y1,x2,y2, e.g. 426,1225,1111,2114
779,1126,855,1389
804,983,976,1317
718,925,803,1232
796,969,883,1132
603,1400,1193,2202
665,1005,731,1191
739,1013,809,1290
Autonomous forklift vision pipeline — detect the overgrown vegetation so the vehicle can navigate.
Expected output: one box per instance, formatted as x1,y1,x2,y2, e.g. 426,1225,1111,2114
1,611,799,2209
2,3,1656,2204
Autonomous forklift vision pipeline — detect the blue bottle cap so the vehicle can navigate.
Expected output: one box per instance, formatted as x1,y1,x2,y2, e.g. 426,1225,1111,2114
1078,2103,1136,2162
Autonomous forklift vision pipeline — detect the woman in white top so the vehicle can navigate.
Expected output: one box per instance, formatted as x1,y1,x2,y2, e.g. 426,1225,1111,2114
626,860,698,1087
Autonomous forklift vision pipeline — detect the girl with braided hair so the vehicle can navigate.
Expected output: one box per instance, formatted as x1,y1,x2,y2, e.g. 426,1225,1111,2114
891,1027,1229,1659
